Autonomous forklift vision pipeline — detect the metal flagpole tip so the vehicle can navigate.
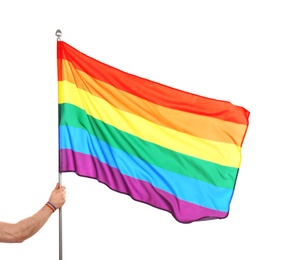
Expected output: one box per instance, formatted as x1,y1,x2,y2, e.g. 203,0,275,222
55,29,62,40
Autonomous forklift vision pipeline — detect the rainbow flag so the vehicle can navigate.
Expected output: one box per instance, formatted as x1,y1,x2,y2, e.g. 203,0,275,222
57,41,250,223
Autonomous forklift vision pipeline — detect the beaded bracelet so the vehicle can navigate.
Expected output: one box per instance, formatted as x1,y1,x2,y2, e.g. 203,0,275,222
45,202,57,213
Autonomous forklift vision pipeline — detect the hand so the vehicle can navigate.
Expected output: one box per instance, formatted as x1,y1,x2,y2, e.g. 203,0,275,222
48,183,66,209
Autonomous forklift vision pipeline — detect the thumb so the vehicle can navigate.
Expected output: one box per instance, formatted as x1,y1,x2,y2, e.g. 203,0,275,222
54,182,60,191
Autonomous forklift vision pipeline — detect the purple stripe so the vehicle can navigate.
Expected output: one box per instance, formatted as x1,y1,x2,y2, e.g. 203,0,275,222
59,149,228,223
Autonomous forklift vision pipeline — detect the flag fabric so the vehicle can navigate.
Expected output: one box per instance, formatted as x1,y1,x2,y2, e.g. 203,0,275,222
57,41,250,223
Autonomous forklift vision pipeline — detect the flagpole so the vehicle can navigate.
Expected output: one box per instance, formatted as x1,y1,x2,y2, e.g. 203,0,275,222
58,172,63,260
55,29,63,260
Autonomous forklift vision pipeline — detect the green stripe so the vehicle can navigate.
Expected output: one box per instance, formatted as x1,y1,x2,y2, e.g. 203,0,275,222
59,103,238,189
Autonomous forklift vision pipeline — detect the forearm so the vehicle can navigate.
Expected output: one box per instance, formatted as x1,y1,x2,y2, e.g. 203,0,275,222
16,204,53,242
0,204,54,243
0,183,65,243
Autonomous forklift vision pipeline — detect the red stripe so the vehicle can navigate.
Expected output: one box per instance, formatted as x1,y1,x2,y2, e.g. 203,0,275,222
57,41,249,125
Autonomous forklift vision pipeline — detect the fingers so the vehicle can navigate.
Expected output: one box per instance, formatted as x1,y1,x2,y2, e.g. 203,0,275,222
49,184,66,208
59,185,66,192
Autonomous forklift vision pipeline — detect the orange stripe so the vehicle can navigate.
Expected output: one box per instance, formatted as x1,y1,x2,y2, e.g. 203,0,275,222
45,203,55,212
60,59,247,146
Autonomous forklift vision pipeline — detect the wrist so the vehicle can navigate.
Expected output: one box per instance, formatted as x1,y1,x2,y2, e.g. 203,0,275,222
45,202,57,213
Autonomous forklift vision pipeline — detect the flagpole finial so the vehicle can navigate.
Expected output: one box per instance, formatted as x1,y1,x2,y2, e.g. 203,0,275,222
55,29,62,40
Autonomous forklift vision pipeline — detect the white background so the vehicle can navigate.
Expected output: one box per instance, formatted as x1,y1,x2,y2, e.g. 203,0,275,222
0,1,284,259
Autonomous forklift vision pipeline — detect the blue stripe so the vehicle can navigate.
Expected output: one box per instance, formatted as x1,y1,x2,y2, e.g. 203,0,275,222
59,126,233,212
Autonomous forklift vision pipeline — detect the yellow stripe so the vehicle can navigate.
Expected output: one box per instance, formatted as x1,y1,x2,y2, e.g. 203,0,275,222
58,81,242,167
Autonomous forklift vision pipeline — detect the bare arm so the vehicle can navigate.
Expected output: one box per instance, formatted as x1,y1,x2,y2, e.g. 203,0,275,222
0,205,53,243
0,183,66,243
